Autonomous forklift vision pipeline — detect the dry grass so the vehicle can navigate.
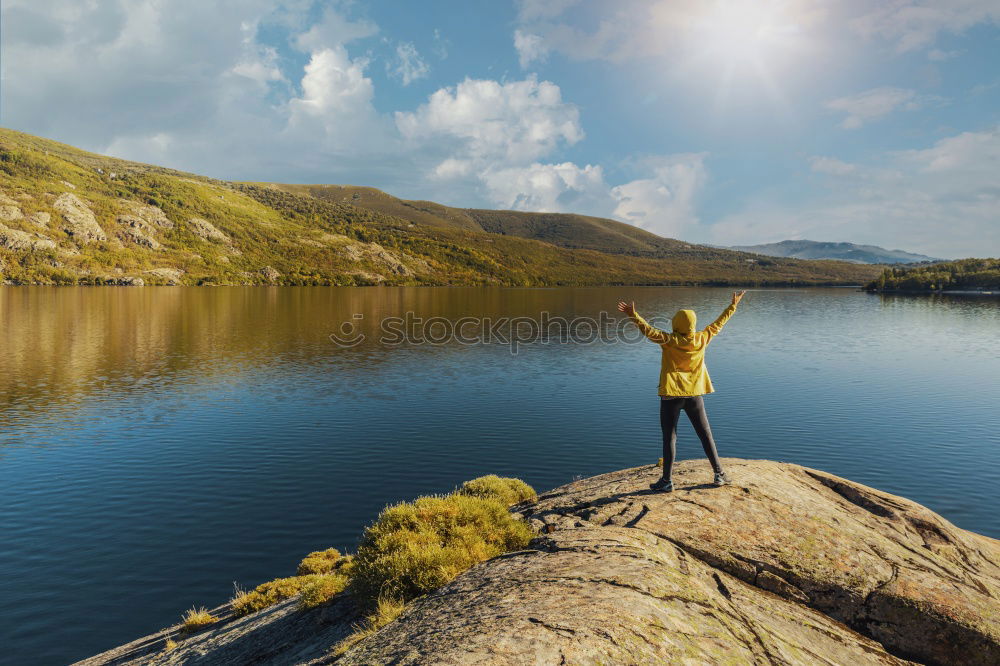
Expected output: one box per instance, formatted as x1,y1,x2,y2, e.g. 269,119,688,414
352,491,535,604
297,548,342,575
299,573,350,609
180,606,219,632
457,474,537,506
164,638,177,651
230,575,326,616
330,596,406,657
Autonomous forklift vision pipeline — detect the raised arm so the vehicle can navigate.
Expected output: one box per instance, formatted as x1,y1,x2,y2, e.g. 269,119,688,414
703,291,745,340
617,301,670,344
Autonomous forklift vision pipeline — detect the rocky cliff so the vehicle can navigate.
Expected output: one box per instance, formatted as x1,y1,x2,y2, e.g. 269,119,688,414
77,459,1000,665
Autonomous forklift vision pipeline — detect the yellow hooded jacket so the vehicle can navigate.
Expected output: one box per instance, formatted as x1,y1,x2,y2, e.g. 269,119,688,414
629,303,738,397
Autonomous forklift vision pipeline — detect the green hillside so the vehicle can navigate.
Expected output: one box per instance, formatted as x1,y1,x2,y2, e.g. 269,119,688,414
0,127,878,287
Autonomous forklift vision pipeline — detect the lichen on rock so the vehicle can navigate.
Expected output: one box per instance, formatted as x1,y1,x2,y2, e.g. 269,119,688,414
53,193,107,243
0,225,57,251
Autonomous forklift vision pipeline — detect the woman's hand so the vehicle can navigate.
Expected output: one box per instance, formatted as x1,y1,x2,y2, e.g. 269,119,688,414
617,301,636,317
731,290,746,306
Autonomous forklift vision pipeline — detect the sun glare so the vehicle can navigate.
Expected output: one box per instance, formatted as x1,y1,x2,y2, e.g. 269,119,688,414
693,1,800,68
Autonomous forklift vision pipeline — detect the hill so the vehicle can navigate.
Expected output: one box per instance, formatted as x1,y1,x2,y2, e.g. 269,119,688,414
77,460,1000,665
730,239,940,264
0,128,878,286
867,258,1000,292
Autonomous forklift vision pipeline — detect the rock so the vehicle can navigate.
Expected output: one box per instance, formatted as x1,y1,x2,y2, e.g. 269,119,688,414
260,266,281,282
349,270,385,284
73,460,1000,666
0,225,57,251
118,200,173,229
53,193,107,243
27,212,51,227
0,189,19,205
340,241,425,276
144,268,184,285
101,276,145,286
0,205,24,221
188,217,230,244
116,215,161,250
339,460,1000,666
61,180,77,190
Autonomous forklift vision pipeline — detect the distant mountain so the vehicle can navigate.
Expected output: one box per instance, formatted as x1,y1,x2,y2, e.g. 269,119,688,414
728,240,940,264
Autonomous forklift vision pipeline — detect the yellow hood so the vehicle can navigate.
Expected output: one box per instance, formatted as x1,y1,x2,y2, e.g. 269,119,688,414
672,309,697,335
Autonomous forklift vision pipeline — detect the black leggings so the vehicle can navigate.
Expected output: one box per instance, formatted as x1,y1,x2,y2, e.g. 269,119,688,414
660,396,723,478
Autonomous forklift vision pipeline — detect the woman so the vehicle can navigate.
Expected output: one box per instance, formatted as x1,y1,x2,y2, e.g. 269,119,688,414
617,291,745,492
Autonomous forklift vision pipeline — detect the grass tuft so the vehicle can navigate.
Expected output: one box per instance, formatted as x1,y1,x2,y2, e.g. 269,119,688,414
299,573,350,609
296,547,343,575
352,492,535,604
230,575,325,616
457,474,537,506
164,638,177,651
330,596,406,657
181,606,219,632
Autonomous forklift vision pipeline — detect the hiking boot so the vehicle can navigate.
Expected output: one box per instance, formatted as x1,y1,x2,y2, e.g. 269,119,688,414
713,471,731,487
649,476,674,492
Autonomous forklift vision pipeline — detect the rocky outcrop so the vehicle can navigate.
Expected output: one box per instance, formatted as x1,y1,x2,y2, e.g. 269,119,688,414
260,266,281,283
101,276,145,286
27,211,51,228
144,268,184,285
0,225,57,251
116,215,162,250
75,460,1000,665
53,193,107,243
118,200,174,229
0,204,24,221
338,239,428,277
188,217,231,244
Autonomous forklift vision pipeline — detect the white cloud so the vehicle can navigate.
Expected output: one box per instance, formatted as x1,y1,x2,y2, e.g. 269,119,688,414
825,87,941,129
513,1,1000,66
388,42,430,86
711,128,1000,257
511,0,828,65
395,76,584,167
481,162,605,211
851,0,1000,53
293,6,377,52
288,47,374,123
610,154,708,237
809,156,857,175
514,30,549,68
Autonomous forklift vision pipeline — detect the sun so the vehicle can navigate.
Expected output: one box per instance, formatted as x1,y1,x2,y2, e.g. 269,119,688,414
691,0,801,70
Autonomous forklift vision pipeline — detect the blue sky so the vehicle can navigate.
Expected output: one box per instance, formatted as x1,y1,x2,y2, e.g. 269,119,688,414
2,0,998,257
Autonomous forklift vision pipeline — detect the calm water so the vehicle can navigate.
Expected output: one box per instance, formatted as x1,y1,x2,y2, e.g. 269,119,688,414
1,286,999,664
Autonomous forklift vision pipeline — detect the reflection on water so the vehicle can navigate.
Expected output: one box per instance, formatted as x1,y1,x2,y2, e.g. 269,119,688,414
1,286,998,664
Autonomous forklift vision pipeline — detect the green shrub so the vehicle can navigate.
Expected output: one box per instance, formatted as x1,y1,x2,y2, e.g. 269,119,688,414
230,574,330,616
457,474,536,506
296,547,342,575
299,573,350,609
351,492,535,604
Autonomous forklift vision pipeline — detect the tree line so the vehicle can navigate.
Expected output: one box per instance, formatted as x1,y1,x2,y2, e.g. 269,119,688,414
867,258,1000,292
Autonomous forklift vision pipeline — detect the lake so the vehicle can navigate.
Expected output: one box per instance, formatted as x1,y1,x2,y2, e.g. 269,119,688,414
1,286,998,665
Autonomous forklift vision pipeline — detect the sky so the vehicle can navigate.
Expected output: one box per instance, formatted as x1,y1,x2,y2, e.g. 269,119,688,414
2,0,998,258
